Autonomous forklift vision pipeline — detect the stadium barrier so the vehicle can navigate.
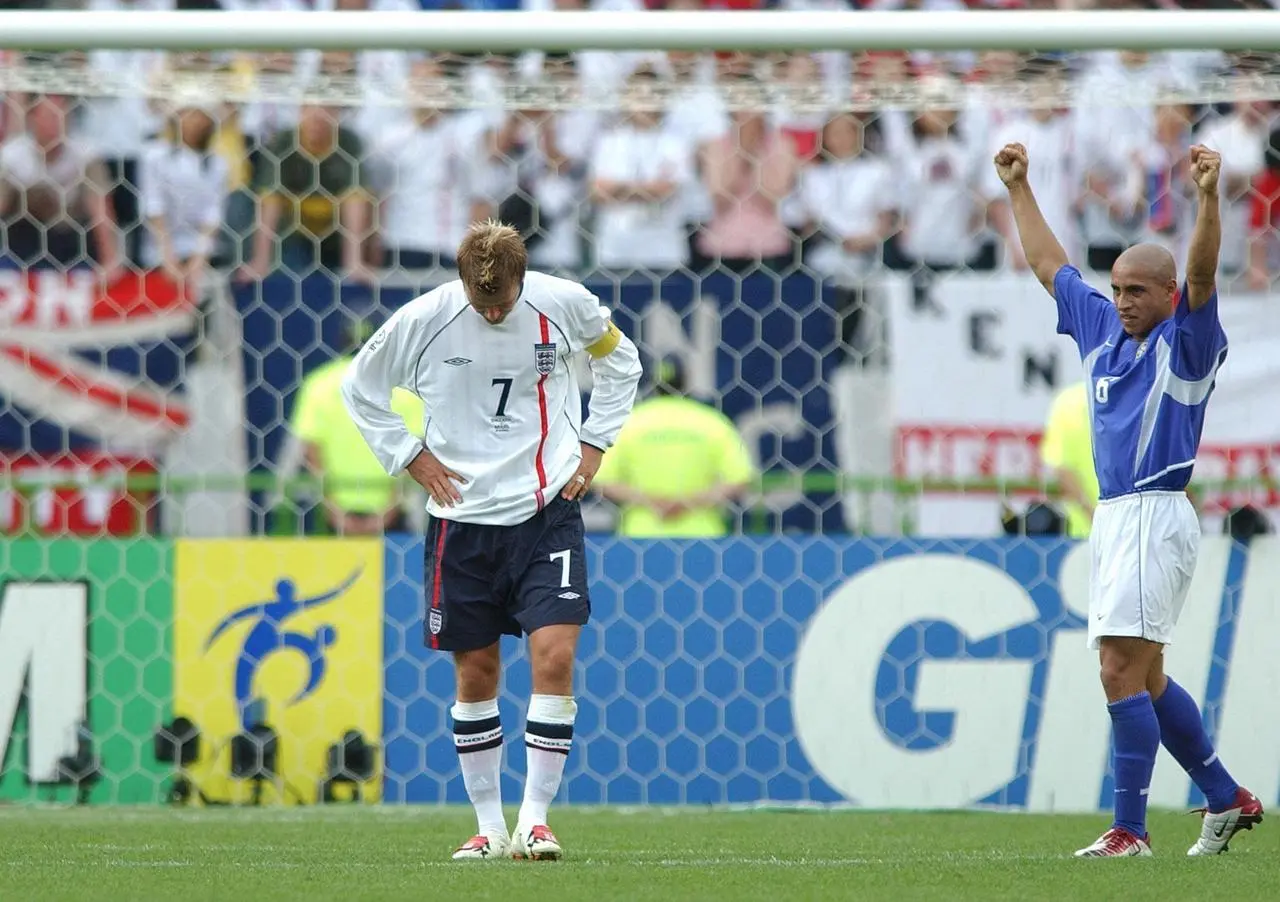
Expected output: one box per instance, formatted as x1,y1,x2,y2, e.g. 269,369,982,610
3,534,1278,812
4,269,1278,538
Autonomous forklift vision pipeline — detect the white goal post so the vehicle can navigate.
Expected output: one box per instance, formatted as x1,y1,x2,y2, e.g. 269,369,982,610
1,9,1279,53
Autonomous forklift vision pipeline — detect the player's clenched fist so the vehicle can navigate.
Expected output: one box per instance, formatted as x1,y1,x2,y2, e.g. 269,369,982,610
1189,144,1221,195
406,448,466,507
994,142,1029,187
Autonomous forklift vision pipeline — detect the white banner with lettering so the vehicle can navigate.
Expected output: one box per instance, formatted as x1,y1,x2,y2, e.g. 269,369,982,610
885,272,1280,536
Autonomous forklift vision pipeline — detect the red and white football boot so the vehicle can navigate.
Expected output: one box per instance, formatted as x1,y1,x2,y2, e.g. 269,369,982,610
1188,787,1264,856
1074,827,1153,858
511,824,563,861
451,833,509,861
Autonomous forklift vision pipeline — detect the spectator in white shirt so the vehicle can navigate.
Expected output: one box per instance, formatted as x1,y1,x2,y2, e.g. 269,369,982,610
139,93,230,300
82,0,172,267
661,48,730,270
590,69,693,273
801,112,895,362
984,61,1082,268
370,57,492,271
489,54,600,272
1134,104,1199,263
1198,97,1276,277
239,49,307,149
1071,54,1177,273
962,51,1029,183
1,93,122,280
885,77,987,275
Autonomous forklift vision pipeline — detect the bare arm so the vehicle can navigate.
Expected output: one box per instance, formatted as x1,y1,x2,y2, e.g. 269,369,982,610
84,160,122,278
489,115,524,160
1053,466,1096,519
302,440,324,475
994,143,1069,296
147,216,177,270
689,481,750,509
758,144,797,203
468,198,493,224
599,483,653,507
590,179,626,204
249,194,285,272
842,211,895,254
986,198,1028,271
339,194,372,272
1247,228,1270,290
1184,144,1222,311
591,178,678,204
701,139,737,206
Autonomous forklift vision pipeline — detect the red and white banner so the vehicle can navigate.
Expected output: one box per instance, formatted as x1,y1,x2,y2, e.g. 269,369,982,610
887,272,1280,536
0,268,192,536
0,268,194,450
0,453,156,536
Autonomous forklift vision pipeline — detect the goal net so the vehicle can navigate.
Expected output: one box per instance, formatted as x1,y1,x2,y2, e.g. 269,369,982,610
1,19,1278,812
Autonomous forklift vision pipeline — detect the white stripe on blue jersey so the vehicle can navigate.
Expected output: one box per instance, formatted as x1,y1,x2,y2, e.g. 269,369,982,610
1053,265,1228,500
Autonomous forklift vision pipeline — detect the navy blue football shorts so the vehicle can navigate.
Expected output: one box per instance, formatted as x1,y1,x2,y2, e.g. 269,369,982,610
422,495,591,652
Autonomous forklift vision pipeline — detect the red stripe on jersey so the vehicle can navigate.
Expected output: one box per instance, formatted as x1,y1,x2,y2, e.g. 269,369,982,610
429,521,447,650
534,313,552,510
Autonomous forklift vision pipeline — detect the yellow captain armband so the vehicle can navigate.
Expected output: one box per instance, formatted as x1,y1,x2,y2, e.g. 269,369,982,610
585,322,622,359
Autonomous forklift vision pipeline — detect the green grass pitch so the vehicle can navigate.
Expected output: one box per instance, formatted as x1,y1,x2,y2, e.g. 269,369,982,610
0,806,1277,901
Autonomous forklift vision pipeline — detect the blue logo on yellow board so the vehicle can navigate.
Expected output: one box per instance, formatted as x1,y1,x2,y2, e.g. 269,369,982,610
204,569,361,731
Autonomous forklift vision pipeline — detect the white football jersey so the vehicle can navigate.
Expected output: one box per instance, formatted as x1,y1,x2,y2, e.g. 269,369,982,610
342,271,642,526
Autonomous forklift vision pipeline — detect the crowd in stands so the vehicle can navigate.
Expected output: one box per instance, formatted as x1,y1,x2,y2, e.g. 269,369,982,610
1,0,1279,297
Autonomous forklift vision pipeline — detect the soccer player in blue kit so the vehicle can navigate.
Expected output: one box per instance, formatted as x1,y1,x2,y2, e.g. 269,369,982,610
993,141,1264,858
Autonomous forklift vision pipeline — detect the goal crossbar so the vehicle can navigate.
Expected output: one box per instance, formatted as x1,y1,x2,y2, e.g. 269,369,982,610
1,10,1279,53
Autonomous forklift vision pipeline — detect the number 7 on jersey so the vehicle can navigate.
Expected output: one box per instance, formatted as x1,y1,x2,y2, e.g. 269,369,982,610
492,378,513,417
549,550,571,588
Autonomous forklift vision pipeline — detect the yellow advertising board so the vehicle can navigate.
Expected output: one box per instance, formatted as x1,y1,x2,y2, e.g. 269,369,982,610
174,539,382,803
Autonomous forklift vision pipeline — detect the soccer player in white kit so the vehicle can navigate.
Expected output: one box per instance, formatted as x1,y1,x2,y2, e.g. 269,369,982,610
994,143,1264,857
342,222,642,860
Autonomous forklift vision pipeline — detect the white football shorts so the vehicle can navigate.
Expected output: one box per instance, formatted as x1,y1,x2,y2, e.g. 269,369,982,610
1087,490,1200,650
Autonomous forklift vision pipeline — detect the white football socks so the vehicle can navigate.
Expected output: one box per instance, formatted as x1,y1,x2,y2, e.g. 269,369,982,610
518,694,577,835
451,698,506,839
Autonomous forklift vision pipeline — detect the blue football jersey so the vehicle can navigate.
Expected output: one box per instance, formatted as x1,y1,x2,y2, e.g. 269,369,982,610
1053,265,1228,499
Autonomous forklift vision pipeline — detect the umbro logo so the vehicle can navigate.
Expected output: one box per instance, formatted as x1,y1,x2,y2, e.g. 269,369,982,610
444,357,472,366
558,591,580,600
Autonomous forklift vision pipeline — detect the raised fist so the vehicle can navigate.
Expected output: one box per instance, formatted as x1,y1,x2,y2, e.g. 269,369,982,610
994,142,1029,188
1189,144,1222,195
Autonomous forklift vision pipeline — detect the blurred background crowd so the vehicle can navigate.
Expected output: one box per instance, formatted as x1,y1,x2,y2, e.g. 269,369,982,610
2,0,1280,287
1,0,1278,541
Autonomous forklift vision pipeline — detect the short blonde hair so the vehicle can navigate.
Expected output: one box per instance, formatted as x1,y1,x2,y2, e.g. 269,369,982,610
457,220,528,301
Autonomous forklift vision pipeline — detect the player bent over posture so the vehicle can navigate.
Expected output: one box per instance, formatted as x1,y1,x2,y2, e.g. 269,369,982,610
994,143,1263,858
343,222,642,860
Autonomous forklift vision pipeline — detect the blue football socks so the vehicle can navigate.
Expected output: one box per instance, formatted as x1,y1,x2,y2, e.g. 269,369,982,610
1152,677,1240,812
1109,691,1160,837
